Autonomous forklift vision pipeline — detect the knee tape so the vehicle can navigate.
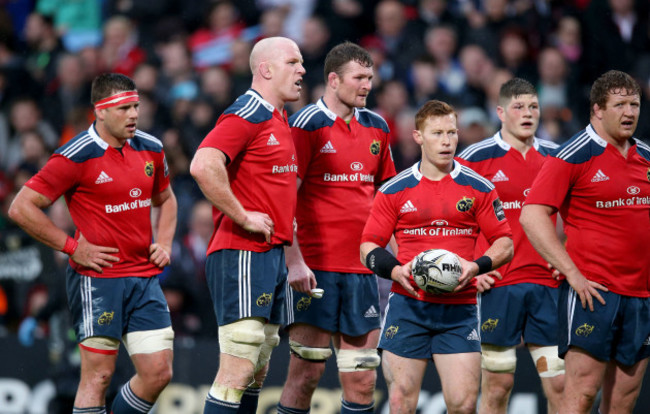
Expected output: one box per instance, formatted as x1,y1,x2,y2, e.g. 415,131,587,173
481,344,517,373
530,346,565,378
219,318,266,366
335,348,381,372
255,324,280,372
80,336,120,354
123,326,174,356
289,340,332,362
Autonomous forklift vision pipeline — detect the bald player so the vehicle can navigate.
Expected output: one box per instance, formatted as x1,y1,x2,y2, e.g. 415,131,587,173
190,37,305,414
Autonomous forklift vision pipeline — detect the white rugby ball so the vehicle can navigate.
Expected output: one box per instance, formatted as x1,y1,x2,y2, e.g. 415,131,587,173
411,249,462,294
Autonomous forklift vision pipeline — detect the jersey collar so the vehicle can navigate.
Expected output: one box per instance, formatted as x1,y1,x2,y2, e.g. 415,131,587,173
493,131,542,151
585,124,608,148
411,160,461,180
316,98,337,121
246,89,276,113
88,123,109,150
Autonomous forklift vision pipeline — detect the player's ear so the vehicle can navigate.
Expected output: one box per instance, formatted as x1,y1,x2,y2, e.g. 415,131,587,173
496,105,505,123
260,61,273,80
327,71,339,89
413,129,423,145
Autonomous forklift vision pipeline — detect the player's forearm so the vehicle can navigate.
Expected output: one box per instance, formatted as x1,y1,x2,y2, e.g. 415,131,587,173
8,189,68,252
521,204,581,279
191,149,248,226
482,236,514,270
285,231,306,268
153,191,177,251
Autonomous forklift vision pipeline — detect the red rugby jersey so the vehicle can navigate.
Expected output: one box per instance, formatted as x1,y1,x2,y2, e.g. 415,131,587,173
456,132,559,287
526,125,650,297
199,90,297,253
26,125,170,278
291,99,396,273
362,161,513,304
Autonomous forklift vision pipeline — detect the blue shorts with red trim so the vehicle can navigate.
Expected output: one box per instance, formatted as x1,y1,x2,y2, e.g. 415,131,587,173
66,267,171,342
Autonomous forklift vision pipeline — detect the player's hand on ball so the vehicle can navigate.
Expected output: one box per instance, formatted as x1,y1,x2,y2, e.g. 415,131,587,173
72,233,119,273
475,271,502,293
149,243,171,268
392,262,417,296
242,211,274,243
455,256,479,291
288,261,317,294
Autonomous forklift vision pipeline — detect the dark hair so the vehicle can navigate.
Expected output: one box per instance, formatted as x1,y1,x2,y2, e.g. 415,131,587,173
590,70,641,116
91,73,137,105
415,100,456,131
323,41,373,83
498,77,537,107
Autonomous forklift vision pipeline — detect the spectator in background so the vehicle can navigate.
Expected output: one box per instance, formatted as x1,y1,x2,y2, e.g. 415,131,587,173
100,15,146,77
391,108,420,172
550,15,583,67
41,53,92,135
408,55,454,108
458,44,494,108
256,0,317,41
456,106,495,152
362,0,424,82
373,80,409,145
23,12,63,88
156,38,199,107
423,25,465,97
199,65,234,114
36,0,102,52
497,27,537,83
0,96,59,172
299,16,331,92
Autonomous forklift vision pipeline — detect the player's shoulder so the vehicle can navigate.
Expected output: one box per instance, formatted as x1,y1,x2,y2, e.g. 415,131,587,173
355,107,390,133
552,127,606,164
535,137,560,156
55,128,105,163
454,163,495,193
223,90,274,124
634,138,650,162
456,135,505,161
378,163,421,195
289,102,335,131
129,130,163,153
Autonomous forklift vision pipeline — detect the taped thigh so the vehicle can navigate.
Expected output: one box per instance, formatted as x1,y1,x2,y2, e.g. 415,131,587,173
289,340,332,362
530,345,565,378
80,336,121,355
219,318,266,366
335,348,381,372
256,323,281,372
481,344,517,373
123,326,174,356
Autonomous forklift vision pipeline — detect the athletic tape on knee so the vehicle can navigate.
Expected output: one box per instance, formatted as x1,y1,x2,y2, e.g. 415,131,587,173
481,344,517,373
219,318,266,366
80,336,120,354
255,324,280,373
208,382,245,404
289,340,332,362
335,348,381,372
123,326,174,355
530,346,565,378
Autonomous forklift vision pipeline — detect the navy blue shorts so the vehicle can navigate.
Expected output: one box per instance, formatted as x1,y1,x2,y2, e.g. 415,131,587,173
379,293,481,359
66,267,171,342
206,248,287,326
286,271,380,337
559,281,650,366
479,283,559,347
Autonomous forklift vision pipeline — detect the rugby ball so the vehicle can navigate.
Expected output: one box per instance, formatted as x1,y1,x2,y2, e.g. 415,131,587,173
411,249,462,294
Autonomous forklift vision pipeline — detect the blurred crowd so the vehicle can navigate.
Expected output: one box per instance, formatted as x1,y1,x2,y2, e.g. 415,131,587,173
2,0,650,343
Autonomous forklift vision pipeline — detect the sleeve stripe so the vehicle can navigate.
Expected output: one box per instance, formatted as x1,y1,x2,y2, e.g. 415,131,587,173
292,105,319,129
457,138,495,159
61,135,93,158
378,168,414,193
636,139,650,152
556,131,589,160
134,130,162,147
460,165,495,190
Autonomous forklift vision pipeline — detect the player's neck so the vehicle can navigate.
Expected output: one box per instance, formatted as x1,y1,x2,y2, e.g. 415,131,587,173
95,121,127,148
420,159,452,181
322,93,354,122
591,120,632,157
251,84,285,114
500,129,533,156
